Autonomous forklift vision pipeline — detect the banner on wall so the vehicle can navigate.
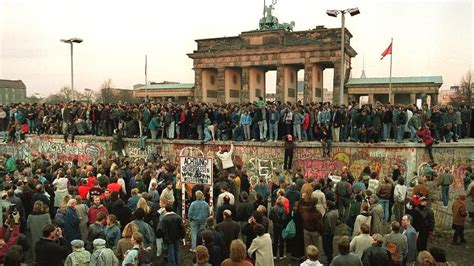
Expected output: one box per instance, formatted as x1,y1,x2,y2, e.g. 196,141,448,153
180,156,213,185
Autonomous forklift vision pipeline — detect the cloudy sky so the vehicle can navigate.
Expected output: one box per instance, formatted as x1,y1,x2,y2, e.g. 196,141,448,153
1,0,472,96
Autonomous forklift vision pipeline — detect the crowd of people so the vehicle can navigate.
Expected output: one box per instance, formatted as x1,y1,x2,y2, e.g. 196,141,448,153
0,136,473,266
1,99,471,145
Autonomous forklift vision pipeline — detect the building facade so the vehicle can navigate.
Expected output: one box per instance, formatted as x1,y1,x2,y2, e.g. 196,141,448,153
346,76,442,106
0,79,27,104
133,82,194,103
188,26,357,104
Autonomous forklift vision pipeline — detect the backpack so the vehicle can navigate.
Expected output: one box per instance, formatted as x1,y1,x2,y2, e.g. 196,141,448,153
386,240,399,265
282,211,296,239
134,247,153,266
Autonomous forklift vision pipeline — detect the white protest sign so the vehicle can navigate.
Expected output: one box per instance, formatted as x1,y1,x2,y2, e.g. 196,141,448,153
180,156,213,185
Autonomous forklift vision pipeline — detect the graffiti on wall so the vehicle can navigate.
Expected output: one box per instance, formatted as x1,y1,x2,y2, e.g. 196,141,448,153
0,136,106,164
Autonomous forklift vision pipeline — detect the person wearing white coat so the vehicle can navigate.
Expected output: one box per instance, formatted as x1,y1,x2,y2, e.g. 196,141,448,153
216,143,235,172
248,224,274,266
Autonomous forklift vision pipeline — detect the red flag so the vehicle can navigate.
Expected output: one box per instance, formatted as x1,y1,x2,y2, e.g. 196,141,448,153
380,42,392,60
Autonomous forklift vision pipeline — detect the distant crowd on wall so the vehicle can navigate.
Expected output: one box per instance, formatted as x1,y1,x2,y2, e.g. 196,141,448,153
0,98,471,144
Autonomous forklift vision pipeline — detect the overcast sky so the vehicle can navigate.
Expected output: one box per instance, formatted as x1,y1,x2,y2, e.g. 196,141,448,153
1,0,472,96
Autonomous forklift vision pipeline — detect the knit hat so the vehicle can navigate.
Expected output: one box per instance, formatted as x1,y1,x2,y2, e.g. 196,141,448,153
93,238,106,247
71,239,84,248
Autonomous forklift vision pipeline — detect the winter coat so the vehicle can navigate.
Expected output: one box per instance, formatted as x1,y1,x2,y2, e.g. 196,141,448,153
35,237,70,266
27,212,52,260
64,207,81,242
64,247,91,266
369,203,384,235
247,233,274,266
452,198,468,226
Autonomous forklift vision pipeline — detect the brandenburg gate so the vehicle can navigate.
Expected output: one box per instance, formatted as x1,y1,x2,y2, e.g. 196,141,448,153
188,8,357,104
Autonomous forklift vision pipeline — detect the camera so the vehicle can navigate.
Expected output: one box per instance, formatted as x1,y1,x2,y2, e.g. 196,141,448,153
8,204,17,219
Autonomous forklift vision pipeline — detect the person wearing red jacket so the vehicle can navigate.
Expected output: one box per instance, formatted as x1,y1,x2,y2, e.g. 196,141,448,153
417,123,434,162
302,111,310,141
88,196,109,225
0,212,21,263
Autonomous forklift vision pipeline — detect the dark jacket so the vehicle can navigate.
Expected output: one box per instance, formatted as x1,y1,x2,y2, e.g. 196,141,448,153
236,201,254,222
35,237,70,266
361,243,391,266
159,212,184,244
64,207,81,242
299,200,323,233
216,217,240,259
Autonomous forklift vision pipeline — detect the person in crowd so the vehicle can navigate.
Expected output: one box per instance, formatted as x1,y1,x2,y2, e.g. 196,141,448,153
361,233,391,265
451,194,468,245
116,222,138,261
216,209,240,260
416,250,436,266
300,245,323,266
64,198,81,243
335,175,351,223
105,214,121,249
0,211,21,264
27,200,52,261
248,223,274,266
437,167,454,208
350,223,373,258
393,177,407,223
35,224,70,266
200,230,221,266
194,245,211,266
64,239,91,266
376,176,393,223
401,214,417,264
189,190,210,251
89,196,109,225
121,232,146,266
269,196,288,260
159,202,184,266
131,208,156,248
330,236,362,266
352,202,372,237
89,238,119,266
87,211,106,251
283,134,295,170
383,221,408,265
221,239,252,266
413,197,435,251
217,195,236,224
368,195,384,235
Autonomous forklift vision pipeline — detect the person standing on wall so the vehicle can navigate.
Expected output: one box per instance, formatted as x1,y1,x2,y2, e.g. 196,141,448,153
283,134,295,170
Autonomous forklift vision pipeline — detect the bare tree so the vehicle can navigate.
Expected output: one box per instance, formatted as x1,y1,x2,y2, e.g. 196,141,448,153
460,70,472,108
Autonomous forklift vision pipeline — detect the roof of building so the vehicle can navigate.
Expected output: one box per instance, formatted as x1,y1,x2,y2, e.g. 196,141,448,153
346,76,443,86
137,83,194,90
0,79,26,89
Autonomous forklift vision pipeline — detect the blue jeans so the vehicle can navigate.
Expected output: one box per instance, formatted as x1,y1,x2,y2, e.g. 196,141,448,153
204,127,212,142
190,220,206,249
268,122,278,141
258,120,268,140
382,123,392,140
408,126,419,141
166,241,179,266
441,185,450,207
396,126,404,142
379,199,390,223
293,124,301,141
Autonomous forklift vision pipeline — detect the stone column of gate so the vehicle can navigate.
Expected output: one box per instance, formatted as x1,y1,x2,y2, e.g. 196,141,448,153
216,68,226,103
194,68,203,102
332,61,342,104
304,63,314,103
276,64,285,103
240,67,250,103
431,93,439,106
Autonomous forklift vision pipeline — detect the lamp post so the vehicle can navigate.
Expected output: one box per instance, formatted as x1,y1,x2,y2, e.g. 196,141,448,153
326,8,359,105
60,38,83,96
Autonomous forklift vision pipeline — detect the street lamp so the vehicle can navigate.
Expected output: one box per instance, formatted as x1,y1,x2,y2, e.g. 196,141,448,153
326,7,359,105
60,38,83,96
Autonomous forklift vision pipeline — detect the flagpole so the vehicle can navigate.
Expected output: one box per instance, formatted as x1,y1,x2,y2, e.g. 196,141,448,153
145,55,148,101
389,38,393,104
